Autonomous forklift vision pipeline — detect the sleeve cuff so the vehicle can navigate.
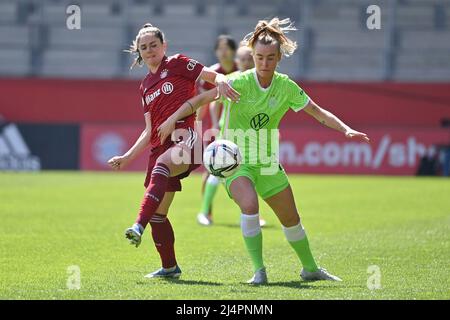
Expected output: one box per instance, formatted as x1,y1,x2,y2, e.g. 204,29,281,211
292,97,310,112
195,66,205,83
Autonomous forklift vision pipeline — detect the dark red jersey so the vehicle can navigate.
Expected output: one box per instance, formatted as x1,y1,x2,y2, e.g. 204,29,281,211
140,54,204,149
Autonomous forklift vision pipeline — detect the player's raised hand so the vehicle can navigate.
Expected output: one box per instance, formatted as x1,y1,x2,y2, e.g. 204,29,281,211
216,80,240,102
345,129,370,143
157,119,175,145
107,155,130,170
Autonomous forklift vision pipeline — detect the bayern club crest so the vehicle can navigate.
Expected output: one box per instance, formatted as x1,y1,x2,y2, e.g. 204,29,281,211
160,69,168,79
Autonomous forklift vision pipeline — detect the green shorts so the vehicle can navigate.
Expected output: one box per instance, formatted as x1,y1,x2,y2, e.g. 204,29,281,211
225,163,290,200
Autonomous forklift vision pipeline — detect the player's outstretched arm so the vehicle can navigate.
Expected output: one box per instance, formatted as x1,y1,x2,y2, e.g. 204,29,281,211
157,88,218,144
200,67,240,102
303,100,370,143
108,113,152,170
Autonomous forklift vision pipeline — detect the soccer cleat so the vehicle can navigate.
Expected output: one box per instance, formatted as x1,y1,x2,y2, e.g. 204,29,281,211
246,268,268,285
124,223,144,247
300,267,342,282
144,265,182,279
197,213,213,226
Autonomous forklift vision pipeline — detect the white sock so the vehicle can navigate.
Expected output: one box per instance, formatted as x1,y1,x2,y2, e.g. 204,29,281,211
282,221,306,242
133,223,144,233
206,175,220,186
241,213,261,237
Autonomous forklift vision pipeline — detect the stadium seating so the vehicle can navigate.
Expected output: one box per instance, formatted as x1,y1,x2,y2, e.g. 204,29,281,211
0,0,448,81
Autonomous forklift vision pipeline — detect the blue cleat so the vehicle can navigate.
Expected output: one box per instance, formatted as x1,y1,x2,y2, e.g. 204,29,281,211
144,265,182,279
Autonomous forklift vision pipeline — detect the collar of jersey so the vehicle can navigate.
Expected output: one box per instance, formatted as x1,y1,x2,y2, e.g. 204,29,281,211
252,68,274,92
149,55,168,76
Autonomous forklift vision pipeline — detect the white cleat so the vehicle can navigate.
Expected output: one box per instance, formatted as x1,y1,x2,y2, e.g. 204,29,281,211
300,267,342,282
197,213,213,226
247,268,268,285
259,218,267,228
124,223,143,247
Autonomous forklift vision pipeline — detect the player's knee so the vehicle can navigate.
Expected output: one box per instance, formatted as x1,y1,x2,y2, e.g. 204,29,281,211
155,206,169,215
155,154,171,167
238,198,259,214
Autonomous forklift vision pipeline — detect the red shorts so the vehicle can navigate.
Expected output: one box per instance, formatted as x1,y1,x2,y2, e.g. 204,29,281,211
144,127,201,192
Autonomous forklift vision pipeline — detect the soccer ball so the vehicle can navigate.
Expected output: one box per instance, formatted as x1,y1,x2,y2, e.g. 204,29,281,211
203,139,242,178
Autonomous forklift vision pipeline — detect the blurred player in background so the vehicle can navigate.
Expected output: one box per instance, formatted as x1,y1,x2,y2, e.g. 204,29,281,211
157,17,370,284
197,42,267,228
107,23,239,279
196,35,238,225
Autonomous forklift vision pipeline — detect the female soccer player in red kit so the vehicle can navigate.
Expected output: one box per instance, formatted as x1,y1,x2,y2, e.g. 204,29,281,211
107,23,239,278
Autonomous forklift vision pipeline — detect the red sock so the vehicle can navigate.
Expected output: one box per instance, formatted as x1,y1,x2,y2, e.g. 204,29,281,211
150,213,177,269
135,163,170,228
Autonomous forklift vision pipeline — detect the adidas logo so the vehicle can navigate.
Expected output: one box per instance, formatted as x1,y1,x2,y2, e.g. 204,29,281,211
0,123,41,171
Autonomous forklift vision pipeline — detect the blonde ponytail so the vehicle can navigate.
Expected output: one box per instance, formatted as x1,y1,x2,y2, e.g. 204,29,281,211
243,17,297,57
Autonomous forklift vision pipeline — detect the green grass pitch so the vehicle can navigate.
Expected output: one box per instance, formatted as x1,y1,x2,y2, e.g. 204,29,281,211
0,171,449,299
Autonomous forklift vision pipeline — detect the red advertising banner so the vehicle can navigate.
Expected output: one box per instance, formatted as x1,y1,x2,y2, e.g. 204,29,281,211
80,124,148,171
2,78,450,128
280,127,450,175
81,124,450,175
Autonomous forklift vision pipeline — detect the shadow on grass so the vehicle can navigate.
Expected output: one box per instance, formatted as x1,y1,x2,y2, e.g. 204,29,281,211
136,278,223,286
235,280,314,289
244,280,354,290
214,223,277,230
266,281,315,289
136,277,355,290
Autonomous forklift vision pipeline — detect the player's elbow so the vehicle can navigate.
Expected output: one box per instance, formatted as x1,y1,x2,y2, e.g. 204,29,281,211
305,102,328,122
